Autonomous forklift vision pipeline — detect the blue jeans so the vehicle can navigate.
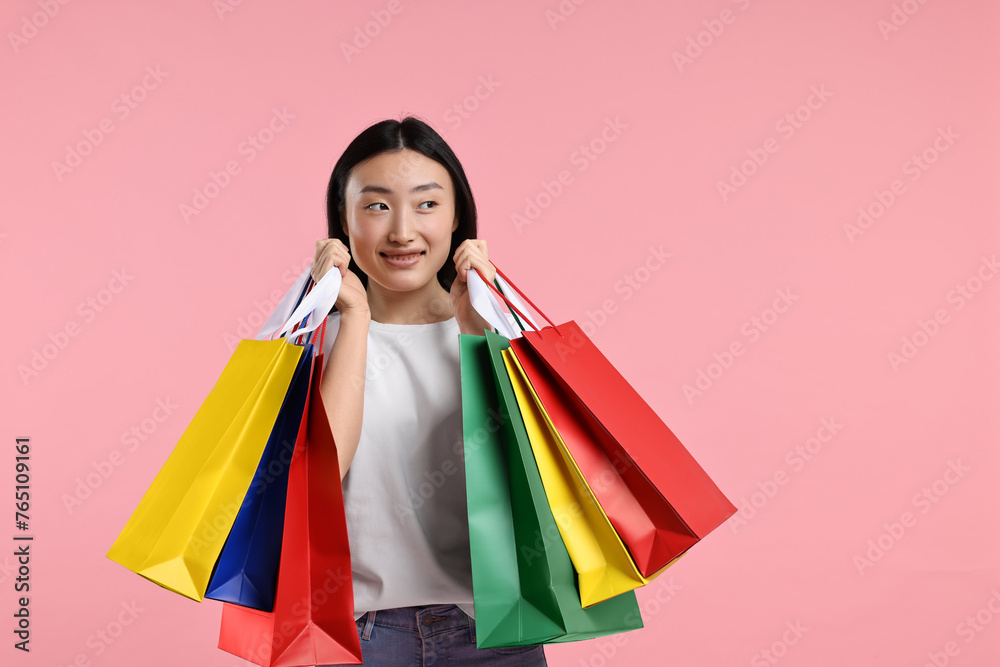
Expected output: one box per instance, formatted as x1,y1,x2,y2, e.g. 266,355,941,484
325,604,547,666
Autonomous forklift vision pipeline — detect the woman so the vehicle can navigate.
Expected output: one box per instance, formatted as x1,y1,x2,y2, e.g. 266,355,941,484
312,117,547,666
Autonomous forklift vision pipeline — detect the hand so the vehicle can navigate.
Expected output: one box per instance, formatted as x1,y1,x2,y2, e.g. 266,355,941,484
450,239,496,335
312,239,369,316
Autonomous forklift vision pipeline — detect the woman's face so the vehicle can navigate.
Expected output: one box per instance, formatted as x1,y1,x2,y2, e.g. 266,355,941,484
341,148,458,295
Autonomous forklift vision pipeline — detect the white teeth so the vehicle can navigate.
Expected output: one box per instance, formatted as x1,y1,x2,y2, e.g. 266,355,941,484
383,252,422,263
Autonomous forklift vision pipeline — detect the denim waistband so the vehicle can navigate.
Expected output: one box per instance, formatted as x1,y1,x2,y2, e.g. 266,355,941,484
358,604,474,640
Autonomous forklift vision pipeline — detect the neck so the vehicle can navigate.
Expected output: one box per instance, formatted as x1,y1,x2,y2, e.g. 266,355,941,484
366,278,454,325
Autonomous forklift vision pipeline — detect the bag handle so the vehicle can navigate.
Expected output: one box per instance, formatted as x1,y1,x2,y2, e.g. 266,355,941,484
257,266,311,340
469,264,557,335
294,281,329,353
469,270,531,338
256,264,342,342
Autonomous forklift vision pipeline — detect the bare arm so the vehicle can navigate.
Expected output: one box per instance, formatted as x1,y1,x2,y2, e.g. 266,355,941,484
321,307,370,481
310,238,369,481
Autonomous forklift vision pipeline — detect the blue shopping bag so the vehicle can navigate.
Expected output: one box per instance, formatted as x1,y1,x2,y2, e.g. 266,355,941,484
204,271,323,611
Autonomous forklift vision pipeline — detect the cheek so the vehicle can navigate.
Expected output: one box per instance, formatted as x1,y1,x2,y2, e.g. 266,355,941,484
347,225,378,252
429,218,457,246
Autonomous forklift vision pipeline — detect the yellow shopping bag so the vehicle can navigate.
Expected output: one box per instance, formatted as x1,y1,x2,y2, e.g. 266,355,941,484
107,338,304,602
502,348,676,607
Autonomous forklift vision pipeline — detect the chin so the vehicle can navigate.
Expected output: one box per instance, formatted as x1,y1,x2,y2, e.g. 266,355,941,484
372,272,436,293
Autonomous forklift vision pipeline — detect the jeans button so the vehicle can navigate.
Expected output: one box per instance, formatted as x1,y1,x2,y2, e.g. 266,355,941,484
422,615,434,626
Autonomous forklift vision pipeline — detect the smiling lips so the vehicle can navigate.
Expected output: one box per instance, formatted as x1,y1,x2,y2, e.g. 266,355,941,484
380,251,425,267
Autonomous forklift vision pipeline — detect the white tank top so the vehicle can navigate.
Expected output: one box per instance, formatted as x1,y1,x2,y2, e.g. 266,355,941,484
319,311,475,619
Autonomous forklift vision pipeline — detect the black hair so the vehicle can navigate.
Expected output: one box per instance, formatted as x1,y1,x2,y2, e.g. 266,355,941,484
325,116,478,292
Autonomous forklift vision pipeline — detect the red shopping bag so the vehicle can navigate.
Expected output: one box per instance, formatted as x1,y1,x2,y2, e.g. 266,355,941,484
476,266,736,576
218,321,362,667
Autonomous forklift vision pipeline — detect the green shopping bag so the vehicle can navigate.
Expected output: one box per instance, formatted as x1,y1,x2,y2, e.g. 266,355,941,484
460,331,643,649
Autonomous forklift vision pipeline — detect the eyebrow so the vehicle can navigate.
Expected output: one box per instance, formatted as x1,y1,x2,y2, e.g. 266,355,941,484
359,182,444,195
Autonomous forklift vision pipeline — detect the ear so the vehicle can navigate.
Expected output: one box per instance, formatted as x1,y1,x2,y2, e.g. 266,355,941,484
452,216,459,233
340,209,349,237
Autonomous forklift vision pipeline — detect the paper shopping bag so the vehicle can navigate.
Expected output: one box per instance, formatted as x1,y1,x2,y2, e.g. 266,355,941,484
471,266,736,578
107,263,341,604
218,345,362,666
499,344,659,607
204,340,313,611
463,331,643,648
511,322,735,556
106,338,305,602
508,337,697,578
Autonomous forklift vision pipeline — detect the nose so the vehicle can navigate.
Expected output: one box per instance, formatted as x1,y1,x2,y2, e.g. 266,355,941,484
387,207,416,244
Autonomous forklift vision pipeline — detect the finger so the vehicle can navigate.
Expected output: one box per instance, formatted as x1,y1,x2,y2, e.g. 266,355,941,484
460,243,494,279
316,238,335,257
326,241,347,262
330,246,350,276
454,243,485,268
454,238,483,258
316,240,336,265
314,242,349,280
456,256,487,284
453,248,474,282
453,240,472,263
455,240,488,268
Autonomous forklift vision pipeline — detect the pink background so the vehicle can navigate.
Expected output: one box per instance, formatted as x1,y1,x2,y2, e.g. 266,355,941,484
3,0,999,665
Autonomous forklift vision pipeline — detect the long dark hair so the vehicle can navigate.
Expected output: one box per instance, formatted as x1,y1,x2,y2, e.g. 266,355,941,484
325,116,478,292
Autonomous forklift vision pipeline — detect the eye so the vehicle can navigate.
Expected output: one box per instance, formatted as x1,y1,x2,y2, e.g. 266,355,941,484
417,200,438,209
364,202,389,211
